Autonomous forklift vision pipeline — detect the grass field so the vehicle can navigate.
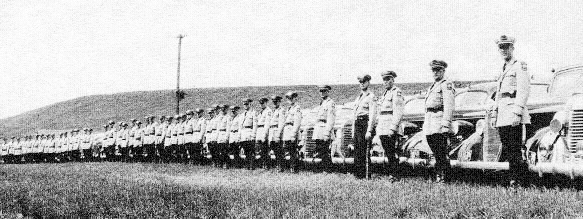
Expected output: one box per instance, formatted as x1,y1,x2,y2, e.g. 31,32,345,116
1,162,582,218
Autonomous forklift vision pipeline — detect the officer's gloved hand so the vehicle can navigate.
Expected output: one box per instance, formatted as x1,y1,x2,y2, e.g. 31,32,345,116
365,131,372,141
440,126,449,134
511,116,521,127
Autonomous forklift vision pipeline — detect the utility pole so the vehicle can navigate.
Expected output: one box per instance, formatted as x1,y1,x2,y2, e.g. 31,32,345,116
175,34,185,114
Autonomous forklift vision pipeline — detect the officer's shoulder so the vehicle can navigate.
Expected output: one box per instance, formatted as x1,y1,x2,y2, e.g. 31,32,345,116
440,80,455,91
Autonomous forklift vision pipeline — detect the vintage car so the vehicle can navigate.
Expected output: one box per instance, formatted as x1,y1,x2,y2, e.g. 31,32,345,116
300,74,572,175
524,65,583,178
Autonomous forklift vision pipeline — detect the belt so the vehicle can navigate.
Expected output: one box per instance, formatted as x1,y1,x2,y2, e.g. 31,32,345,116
149,132,155,135
244,126,252,128
172,134,177,136
318,119,327,123
179,133,184,135
206,131,212,133
356,115,369,120
144,134,150,136
270,125,278,128
165,136,171,138
231,130,238,133
185,132,193,134
129,135,135,137
426,106,443,113
109,137,114,139
380,111,393,115
285,122,294,125
156,134,162,136
219,129,227,131
258,125,265,128
501,92,516,98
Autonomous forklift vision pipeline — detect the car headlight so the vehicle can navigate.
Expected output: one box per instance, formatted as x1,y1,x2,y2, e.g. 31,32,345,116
550,111,568,133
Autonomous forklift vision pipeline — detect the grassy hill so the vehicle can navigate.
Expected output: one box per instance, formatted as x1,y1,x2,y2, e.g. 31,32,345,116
0,81,483,137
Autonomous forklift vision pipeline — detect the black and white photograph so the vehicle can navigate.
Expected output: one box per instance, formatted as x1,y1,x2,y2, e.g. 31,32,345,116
1,0,583,218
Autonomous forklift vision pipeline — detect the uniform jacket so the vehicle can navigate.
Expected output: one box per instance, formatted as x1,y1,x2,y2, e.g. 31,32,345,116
239,109,257,142
312,98,336,141
217,114,232,144
423,78,455,135
352,91,377,134
493,58,531,127
228,114,242,144
255,107,272,142
268,106,286,142
376,86,405,136
283,104,303,141
193,117,207,144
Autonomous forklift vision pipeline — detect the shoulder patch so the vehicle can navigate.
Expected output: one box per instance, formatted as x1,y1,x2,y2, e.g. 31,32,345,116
446,83,453,90
396,90,402,96
521,62,527,71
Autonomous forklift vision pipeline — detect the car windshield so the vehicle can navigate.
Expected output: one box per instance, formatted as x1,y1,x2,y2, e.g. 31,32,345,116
550,69,583,98
455,91,488,108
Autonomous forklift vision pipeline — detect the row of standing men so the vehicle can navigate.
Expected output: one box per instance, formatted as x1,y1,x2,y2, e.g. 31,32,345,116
0,35,529,184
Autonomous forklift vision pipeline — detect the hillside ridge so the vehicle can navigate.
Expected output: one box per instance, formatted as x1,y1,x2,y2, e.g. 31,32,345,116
0,81,483,137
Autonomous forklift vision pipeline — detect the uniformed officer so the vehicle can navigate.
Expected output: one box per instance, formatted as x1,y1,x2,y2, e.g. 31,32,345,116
216,104,231,168
312,85,336,172
183,110,196,164
128,119,138,161
205,106,220,167
154,116,166,162
0,138,7,163
491,35,531,186
80,128,93,161
282,91,303,173
133,121,144,162
105,121,116,161
164,116,177,162
239,98,257,170
192,108,207,165
352,74,377,179
255,97,272,169
228,105,242,168
424,60,455,183
177,114,187,162
376,71,405,180
268,95,286,170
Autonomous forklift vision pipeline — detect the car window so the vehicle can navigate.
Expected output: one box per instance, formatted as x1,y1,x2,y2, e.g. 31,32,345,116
550,69,583,98
404,98,426,114
455,91,488,108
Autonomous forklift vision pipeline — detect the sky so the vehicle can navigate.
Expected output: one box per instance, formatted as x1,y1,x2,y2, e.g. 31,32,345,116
1,0,583,118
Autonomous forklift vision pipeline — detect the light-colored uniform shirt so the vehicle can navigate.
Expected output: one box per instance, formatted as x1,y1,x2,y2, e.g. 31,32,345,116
313,98,336,141
283,104,303,142
493,58,531,127
423,78,455,135
268,107,286,142
352,90,377,134
376,86,405,136
239,109,257,142
255,107,272,143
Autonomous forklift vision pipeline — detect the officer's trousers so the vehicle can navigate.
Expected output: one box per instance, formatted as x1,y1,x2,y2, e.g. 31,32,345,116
228,142,242,168
190,143,203,164
426,133,450,178
283,140,300,172
217,143,229,168
353,116,371,179
256,141,270,168
270,141,284,170
240,141,255,169
314,139,332,171
208,142,219,167
380,134,400,176
498,125,527,182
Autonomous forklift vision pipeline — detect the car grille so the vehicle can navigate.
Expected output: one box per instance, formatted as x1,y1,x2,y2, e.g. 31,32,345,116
567,109,583,153
304,128,317,157
341,123,353,155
